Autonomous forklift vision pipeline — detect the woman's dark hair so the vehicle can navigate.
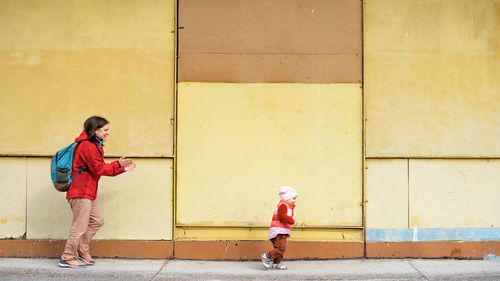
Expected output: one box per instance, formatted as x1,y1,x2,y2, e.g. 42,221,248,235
84,116,109,142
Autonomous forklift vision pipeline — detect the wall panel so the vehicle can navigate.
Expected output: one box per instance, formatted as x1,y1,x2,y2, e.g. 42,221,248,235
409,159,500,229
366,159,500,242
0,0,176,156
365,0,500,157
365,159,408,229
0,158,26,238
26,158,173,240
177,83,362,237
179,53,360,83
26,158,72,239
179,0,362,83
175,227,362,242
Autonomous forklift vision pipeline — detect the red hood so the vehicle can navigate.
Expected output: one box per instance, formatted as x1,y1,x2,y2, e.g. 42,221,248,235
66,130,124,200
75,131,89,142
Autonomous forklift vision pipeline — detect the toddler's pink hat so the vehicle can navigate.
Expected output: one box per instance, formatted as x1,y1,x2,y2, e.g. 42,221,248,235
279,186,298,201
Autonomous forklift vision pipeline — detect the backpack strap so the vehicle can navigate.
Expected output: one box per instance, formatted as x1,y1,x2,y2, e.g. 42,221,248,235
71,165,88,181
71,140,89,180
71,139,103,180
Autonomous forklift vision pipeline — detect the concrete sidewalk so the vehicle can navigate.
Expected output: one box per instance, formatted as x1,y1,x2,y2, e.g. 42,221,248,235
0,258,499,281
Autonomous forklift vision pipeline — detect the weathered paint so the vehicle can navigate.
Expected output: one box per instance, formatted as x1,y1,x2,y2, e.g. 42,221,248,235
409,159,500,228
0,240,174,259
367,228,500,242
0,158,26,238
0,0,498,261
2,239,498,260
179,0,362,83
95,158,173,240
0,0,176,156
177,82,362,240
26,158,173,240
0,0,174,50
366,241,500,259
365,159,408,229
365,0,500,157
0,239,365,260
174,241,364,260
366,158,500,242
175,227,362,242
88,240,174,259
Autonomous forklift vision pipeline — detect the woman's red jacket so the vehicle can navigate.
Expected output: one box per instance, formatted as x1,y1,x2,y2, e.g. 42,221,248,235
66,131,125,200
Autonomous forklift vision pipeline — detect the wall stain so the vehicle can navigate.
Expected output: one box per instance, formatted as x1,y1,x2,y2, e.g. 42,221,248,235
450,248,462,257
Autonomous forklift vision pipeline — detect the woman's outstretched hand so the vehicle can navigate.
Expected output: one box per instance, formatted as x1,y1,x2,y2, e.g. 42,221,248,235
119,157,136,171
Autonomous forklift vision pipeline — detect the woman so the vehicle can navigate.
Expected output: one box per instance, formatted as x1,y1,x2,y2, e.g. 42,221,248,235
59,116,136,268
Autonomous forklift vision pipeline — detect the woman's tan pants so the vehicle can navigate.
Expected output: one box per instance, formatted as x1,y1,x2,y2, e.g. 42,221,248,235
61,198,104,261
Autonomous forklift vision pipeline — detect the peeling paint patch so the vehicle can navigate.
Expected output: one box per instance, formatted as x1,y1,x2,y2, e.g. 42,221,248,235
0,216,24,224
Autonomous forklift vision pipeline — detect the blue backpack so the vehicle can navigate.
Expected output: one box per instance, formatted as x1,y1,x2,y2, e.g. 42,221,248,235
51,140,88,192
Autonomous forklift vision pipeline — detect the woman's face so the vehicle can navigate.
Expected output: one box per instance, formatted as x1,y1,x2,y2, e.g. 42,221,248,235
95,124,110,142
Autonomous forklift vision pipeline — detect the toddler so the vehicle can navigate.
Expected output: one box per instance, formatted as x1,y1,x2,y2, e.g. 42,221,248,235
261,186,298,270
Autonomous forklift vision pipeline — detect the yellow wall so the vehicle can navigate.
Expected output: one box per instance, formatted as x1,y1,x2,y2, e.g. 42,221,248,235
174,227,362,242
0,0,175,240
365,159,408,229
177,83,362,240
365,0,500,157
365,0,500,242
0,158,26,238
26,158,173,240
409,159,500,228
1,0,498,245
366,159,500,228
0,0,176,157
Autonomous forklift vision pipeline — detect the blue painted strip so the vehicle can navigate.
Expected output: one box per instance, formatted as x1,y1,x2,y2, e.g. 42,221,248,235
366,228,500,242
